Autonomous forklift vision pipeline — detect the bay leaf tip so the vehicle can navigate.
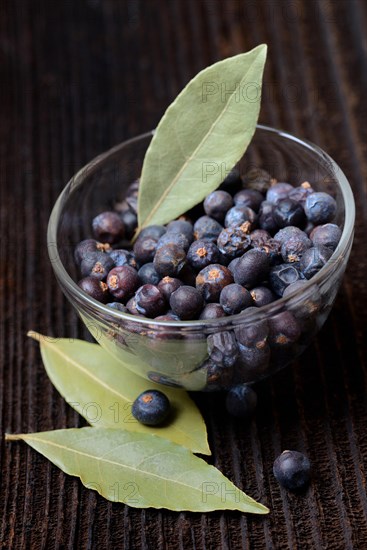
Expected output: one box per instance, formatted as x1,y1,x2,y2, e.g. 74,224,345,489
5,433,24,441
27,330,43,342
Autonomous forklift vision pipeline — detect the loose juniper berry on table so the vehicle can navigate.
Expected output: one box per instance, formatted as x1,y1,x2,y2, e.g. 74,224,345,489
273,450,311,491
132,390,171,426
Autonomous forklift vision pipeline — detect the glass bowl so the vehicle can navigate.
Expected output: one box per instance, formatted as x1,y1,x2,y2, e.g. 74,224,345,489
47,125,355,391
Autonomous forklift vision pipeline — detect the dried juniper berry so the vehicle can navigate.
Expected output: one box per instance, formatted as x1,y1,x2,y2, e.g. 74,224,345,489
187,240,221,270
80,251,115,280
139,224,166,241
288,181,314,205
268,311,301,347
157,276,184,301
310,223,342,251
106,302,128,312
132,389,171,426
203,190,233,222
273,225,308,246
196,264,234,302
169,285,203,320
166,219,194,242
252,238,282,266
78,277,109,303
133,235,158,265
217,225,251,259
236,342,270,380
283,280,322,320
250,286,276,307
273,198,306,228
137,263,162,286
157,231,191,252
224,205,257,229
200,359,234,391
207,331,239,368
280,231,312,263
226,384,257,418
220,284,253,315
249,229,272,247
119,208,138,239
126,296,140,315
266,182,293,204
228,257,241,275
92,211,125,244
299,244,333,279
269,263,303,296
258,200,278,234
109,249,138,269
135,284,166,318
153,243,186,277
234,308,269,348
199,303,226,320
233,189,263,212
232,249,270,288
193,215,223,242
74,239,111,265
304,191,337,224
106,265,140,301
273,450,311,491
242,167,274,194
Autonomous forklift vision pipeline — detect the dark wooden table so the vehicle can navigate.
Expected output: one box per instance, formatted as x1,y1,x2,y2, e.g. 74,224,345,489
1,1,367,548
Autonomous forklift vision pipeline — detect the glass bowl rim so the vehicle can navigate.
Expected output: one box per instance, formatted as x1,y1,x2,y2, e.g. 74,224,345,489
47,124,355,329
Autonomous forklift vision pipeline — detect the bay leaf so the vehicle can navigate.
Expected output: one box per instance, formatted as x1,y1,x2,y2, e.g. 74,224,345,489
138,44,267,230
28,331,210,455
5,428,269,514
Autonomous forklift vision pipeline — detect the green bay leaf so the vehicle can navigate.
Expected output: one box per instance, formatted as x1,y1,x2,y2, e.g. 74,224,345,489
138,44,267,229
6,428,269,514
28,331,210,455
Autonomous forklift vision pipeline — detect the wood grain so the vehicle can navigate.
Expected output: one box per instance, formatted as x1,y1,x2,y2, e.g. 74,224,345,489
1,0,367,548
